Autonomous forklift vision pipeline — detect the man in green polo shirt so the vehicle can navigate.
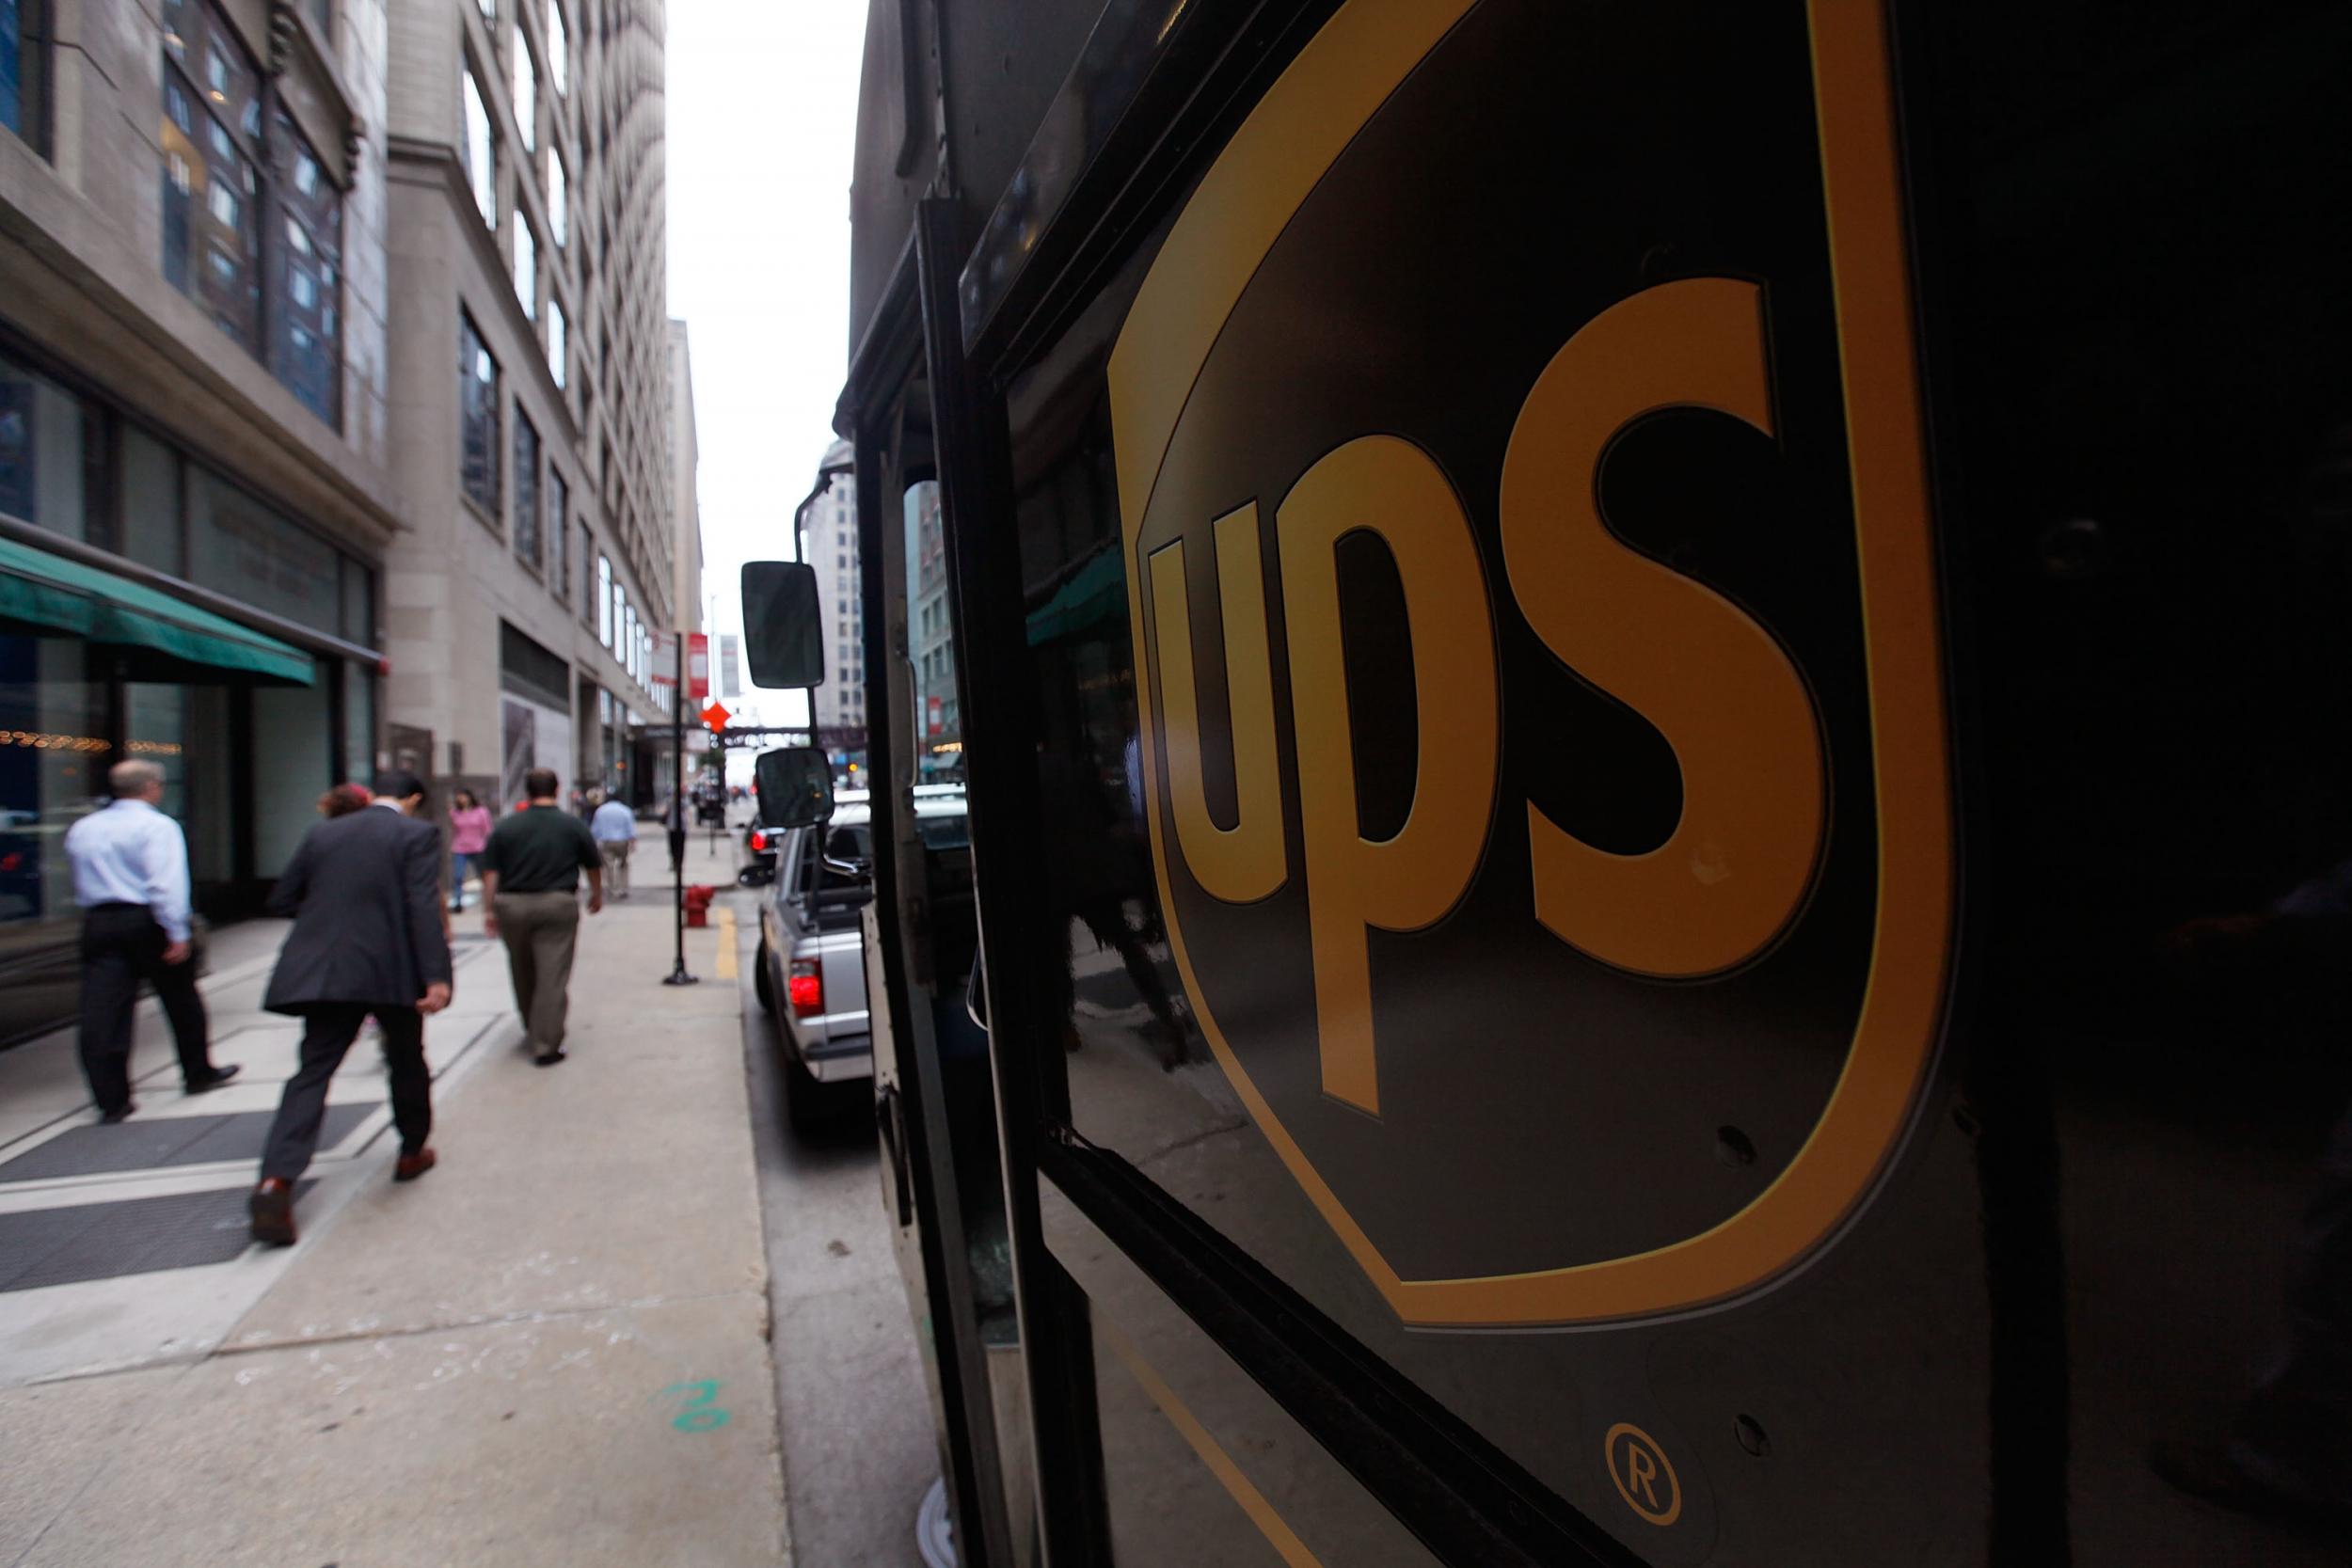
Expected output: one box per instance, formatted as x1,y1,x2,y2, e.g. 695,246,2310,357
479,768,604,1066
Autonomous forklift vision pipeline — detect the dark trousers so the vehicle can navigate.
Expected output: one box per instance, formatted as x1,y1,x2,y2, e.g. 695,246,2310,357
260,1004,431,1181
2237,1097,2352,1503
78,904,211,1113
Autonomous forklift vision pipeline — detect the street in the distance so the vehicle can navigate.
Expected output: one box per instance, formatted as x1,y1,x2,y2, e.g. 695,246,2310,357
0,827,863,1566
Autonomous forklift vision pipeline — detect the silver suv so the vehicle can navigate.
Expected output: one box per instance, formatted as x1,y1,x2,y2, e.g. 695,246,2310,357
753,786,967,1133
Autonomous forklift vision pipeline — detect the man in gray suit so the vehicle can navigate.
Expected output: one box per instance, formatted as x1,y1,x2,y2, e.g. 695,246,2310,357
249,769,453,1246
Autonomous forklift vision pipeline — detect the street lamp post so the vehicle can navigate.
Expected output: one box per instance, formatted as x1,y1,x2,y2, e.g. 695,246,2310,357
661,626,696,988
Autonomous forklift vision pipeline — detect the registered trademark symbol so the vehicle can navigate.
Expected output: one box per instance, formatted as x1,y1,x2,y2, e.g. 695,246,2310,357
1604,1421,1682,1527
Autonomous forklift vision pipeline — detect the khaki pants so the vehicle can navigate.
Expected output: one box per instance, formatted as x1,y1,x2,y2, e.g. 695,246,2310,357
493,891,581,1057
599,838,632,896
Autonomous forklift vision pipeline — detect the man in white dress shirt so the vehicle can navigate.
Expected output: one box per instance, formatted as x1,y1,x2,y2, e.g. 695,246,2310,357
589,791,637,899
63,759,238,1122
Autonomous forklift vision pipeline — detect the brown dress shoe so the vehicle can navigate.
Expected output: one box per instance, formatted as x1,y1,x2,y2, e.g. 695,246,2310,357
393,1147,437,1182
249,1179,296,1246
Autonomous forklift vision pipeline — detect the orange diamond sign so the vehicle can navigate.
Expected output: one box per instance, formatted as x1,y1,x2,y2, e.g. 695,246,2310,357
700,701,731,731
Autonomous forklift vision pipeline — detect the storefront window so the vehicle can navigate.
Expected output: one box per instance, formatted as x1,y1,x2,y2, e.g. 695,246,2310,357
341,556,373,644
176,686,234,895
187,465,342,635
124,683,191,823
0,635,103,927
252,666,329,877
342,660,375,783
0,351,91,540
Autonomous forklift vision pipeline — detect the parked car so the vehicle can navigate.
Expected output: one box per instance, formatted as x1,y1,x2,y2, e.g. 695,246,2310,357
753,785,968,1133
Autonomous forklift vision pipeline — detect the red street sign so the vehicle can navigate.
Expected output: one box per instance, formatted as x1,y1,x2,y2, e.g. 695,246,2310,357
687,633,710,701
700,701,732,731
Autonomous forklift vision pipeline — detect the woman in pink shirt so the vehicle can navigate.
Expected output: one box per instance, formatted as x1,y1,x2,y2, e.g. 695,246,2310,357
447,789,494,912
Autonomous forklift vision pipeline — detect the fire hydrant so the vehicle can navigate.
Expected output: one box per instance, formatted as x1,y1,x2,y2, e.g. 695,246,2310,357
683,884,716,928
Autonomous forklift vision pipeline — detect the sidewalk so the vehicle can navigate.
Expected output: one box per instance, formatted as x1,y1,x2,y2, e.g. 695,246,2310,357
0,827,784,1568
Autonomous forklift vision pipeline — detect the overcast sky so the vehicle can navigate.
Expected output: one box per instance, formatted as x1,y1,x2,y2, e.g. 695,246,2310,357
667,2,870,732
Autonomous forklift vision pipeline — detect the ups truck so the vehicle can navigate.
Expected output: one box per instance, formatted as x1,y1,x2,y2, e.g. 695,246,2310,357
740,0,2352,1562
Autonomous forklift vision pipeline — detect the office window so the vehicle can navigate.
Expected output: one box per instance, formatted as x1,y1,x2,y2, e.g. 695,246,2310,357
459,312,500,513
547,152,566,246
547,297,566,388
0,351,92,541
4,0,48,150
597,554,612,643
160,0,262,353
463,65,496,230
188,466,342,635
341,556,373,644
273,105,342,425
546,1,567,95
513,220,536,319
580,525,596,624
512,34,535,151
513,411,540,566
548,470,569,598
119,423,182,572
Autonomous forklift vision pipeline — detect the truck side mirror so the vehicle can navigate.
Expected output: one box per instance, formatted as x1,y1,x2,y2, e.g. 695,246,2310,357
755,746,834,829
741,561,826,689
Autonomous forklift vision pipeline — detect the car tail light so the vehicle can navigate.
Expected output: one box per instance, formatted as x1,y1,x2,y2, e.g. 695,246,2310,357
787,959,822,1016
750,829,769,853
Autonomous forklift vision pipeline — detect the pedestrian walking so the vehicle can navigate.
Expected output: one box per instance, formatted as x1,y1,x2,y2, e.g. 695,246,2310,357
248,769,453,1246
591,791,638,900
63,759,240,1123
480,767,604,1066
317,783,371,817
448,787,493,912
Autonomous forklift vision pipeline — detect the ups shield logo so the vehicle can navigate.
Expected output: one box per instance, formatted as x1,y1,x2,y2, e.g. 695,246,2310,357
1110,0,1951,1326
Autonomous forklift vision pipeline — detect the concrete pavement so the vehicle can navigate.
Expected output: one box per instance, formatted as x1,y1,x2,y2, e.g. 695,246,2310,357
0,823,789,1567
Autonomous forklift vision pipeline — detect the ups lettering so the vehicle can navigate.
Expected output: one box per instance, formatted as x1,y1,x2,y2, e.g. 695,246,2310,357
1147,278,1826,1115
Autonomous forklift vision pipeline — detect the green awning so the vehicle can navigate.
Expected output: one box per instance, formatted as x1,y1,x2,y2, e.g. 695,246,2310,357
0,536,317,685
1025,547,1128,646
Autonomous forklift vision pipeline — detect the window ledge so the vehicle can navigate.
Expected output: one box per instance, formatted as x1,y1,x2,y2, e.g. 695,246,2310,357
462,495,503,536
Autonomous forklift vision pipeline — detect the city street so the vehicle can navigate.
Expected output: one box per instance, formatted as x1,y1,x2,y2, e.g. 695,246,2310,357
0,822,933,1566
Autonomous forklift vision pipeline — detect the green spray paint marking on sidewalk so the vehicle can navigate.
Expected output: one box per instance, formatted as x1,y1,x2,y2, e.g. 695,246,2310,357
662,1380,732,1432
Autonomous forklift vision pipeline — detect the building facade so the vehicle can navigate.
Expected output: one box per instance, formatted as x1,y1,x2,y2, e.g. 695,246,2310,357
1,0,399,1041
907,478,956,780
803,436,863,752
378,0,676,812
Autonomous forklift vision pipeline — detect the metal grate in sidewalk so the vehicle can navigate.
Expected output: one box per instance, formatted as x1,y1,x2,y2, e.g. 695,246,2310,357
0,1104,377,1182
0,1180,314,1292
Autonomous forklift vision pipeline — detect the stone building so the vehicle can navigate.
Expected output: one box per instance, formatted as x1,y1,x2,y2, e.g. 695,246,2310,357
377,0,680,810
802,436,862,748
1,0,399,1040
